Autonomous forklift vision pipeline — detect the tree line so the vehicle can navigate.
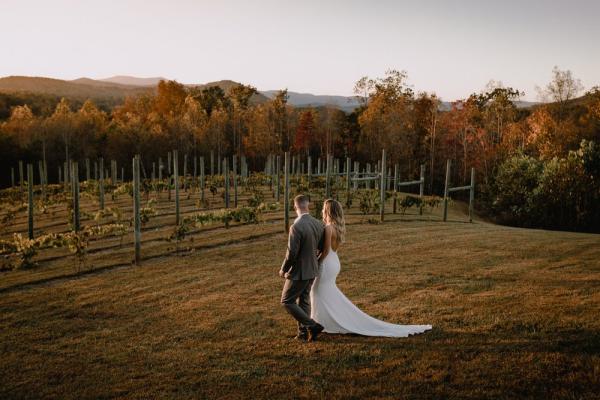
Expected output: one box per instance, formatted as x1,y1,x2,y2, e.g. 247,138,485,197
1,68,599,231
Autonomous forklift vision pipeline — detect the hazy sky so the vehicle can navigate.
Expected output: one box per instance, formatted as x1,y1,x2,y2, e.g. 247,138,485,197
2,0,599,101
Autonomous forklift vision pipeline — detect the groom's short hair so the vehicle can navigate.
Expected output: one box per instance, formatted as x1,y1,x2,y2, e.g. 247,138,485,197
294,194,309,208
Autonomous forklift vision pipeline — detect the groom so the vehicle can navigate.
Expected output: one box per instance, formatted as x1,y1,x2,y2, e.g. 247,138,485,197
279,194,325,341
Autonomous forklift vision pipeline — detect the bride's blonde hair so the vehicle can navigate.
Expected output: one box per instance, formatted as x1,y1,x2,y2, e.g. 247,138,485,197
322,199,346,243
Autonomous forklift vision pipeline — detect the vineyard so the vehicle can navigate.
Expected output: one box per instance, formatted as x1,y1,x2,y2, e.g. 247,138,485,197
0,151,449,291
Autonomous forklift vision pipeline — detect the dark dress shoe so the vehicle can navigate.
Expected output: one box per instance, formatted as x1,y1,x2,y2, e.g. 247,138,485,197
308,323,324,341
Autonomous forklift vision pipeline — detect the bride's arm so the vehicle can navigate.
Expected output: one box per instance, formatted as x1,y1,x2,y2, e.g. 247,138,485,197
318,225,332,263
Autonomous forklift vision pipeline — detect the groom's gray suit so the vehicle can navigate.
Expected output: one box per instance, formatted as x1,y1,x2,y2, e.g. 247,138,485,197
280,213,325,333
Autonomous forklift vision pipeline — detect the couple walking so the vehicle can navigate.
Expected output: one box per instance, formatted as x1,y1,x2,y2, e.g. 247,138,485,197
280,195,432,341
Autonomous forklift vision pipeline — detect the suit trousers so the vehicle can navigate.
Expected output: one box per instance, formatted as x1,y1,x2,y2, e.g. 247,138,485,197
281,278,318,332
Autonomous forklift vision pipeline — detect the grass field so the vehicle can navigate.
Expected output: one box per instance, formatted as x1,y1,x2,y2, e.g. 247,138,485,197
1,198,599,399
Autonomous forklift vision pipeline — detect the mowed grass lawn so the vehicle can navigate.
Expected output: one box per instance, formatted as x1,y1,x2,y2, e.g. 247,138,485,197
1,207,599,399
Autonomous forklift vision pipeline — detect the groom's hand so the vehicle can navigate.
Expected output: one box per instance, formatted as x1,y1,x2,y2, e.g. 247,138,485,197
279,269,286,278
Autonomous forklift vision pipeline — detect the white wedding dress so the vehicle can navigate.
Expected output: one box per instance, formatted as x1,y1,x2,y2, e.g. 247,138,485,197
310,248,432,337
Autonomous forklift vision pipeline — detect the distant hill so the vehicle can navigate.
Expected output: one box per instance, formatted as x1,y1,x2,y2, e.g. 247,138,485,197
0,76,152,101
99,76,167,87
262,90,361,112
0,75,547,114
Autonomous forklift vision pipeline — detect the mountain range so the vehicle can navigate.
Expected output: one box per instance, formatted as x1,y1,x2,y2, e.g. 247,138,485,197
0,75,539,112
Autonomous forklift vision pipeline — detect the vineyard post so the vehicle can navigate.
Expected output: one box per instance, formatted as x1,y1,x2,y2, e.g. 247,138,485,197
317,157,321,175
224,156,230,208
121,167,124,183
233,155,238,207
200,156,205,204
307,156,312,188
291,155,296,176
366,163,371,189
94,161,98,181
345,157,351,204
387,167,392,190
58,166,62,185
193,156,197,180
133,155,141,265
380,150,386,222
158,157,163,181
38,160,46,200
112,160,117,184
284,151,290,232
85,158,90,182
469,167,475,223
353,161,359,190
71,162,80,232
19,160,24,188
276,155,281,202
168,151,172,201
99,158,105,210
419,164,425,215
174,150,180,225
152,162,156,181
443,159,451,222
11,167,15,187
210,150,214,176
269,155,274,198
393,164,399,214
325,154,331,198
183,154,188,192
27,163,34,239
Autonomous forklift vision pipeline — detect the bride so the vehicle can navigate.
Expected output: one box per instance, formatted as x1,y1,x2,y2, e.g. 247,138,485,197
310,199,432,337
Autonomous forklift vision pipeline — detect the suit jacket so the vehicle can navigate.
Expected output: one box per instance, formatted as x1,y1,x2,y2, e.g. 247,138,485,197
280,213,325,281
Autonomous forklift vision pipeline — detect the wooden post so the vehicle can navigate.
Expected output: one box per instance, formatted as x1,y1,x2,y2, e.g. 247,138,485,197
158,157,163,181
58,166,62,185
366,163,371,189
133,155,141,265
85,158,90,182
11,167,15,187
345,157,351,203
193,156,197,180
27,164,34,239
353,161,359,190
200,156,205,205
38,160,46,200
233,156,238,207
19,160,24,188
168,152,172,201
183,154,188,192
443,159,451,222
210,150,214,176
224,157,230,208
380,150,386,222
71,162,80,232
99,158,105,210
419,164,425,215
469,167,475,223
174,150,180,225
152,162,156,181
325,154,331,198
307,156,312,187
94,161,98,181
393,164,399,214
284,152,290,232
276,155,281,202
121,167,124,183
317,157,322,175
